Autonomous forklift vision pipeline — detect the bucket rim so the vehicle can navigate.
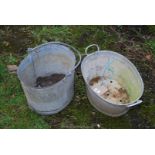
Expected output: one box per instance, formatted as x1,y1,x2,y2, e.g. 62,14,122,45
81,50,144,107
17,41,81,90
27,41,82,75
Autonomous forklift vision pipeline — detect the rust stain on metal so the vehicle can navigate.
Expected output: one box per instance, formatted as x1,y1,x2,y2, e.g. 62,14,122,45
89,76,130,104
89,76,101,86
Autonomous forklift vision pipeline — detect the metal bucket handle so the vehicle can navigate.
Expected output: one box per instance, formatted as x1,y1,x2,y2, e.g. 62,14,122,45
127,100,143,108
85,44,100,55
27,42,82,77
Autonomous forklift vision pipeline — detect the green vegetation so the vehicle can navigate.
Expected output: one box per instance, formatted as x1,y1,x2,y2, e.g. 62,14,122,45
146,39,155,55
0,26,155,128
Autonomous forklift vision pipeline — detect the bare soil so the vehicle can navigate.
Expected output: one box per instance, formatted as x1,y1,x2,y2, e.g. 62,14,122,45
35,73,65,88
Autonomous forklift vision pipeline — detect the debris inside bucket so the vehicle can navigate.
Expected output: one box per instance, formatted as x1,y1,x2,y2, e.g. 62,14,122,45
35,73,65,88
89,76,130,104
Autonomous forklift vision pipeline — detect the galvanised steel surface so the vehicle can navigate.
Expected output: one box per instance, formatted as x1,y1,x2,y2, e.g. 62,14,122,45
81,44,144,117
17,42,81,115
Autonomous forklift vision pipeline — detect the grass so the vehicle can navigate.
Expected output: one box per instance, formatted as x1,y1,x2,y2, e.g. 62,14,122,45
0,25,155,128
146,39,155,55
0,55,49,128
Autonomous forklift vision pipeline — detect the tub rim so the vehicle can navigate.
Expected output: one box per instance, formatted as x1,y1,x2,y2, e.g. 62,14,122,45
81,50,144,107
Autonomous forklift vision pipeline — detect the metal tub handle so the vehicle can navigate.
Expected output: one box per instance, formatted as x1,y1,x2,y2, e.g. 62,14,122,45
127,100,143,108
85,44,100,55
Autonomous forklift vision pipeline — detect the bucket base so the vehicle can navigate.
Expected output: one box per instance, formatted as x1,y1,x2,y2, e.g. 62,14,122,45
27,92,74,115
28,101,71,115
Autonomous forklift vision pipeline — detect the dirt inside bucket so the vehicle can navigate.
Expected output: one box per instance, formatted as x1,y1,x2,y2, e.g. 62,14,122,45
35,73,65,88
89,76,130,104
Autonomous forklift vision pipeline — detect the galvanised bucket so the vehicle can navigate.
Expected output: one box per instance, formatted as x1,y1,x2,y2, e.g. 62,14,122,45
17,42,81,115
